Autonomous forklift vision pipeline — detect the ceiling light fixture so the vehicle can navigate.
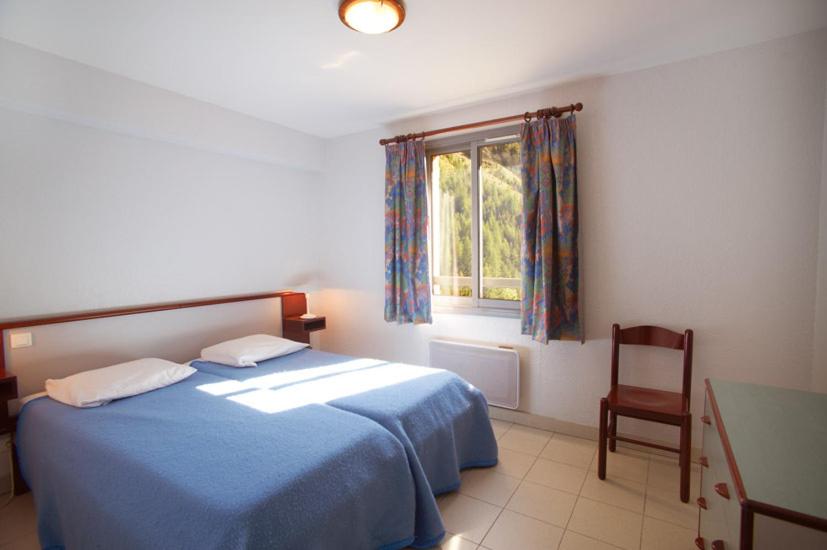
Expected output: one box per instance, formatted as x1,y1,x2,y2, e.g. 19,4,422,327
339,0,405,34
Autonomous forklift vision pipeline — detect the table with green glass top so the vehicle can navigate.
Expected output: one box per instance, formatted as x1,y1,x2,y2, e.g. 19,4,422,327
697,378,827,550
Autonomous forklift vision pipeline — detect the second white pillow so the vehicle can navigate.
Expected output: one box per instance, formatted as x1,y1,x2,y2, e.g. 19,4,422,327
200,334,309,367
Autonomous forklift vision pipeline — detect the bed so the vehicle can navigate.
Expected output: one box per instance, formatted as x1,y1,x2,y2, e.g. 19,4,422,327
191,348,499,497
6,291,497,550
16,370,445,550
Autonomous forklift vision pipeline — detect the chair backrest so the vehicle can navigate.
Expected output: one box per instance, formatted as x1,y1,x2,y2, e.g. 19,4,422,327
610,324,694,401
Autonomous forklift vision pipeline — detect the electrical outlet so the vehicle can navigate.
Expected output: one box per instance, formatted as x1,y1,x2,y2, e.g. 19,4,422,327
10,332,32,349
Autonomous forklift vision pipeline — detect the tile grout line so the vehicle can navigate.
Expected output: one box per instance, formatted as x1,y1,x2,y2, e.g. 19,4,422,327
575,494,646,515
569,446,650,550
557,452,589,548
494,420,694,549
566,530,627,550
476,499,506,548
565,495,649,550
559,437,593,549
642,453,701,531
490,423,691,548
474,428,558,548
456,422,544,548
639,451,654,550
492,422,513,444
477,434,546,548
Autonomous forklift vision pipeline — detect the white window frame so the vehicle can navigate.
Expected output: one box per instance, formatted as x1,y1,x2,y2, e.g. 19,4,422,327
426,126,521,316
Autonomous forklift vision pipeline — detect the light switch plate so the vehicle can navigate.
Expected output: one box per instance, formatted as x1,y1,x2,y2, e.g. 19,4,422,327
10,332,33,349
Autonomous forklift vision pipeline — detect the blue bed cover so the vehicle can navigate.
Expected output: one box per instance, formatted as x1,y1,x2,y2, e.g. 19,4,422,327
16,371,445,550
191,349,498,497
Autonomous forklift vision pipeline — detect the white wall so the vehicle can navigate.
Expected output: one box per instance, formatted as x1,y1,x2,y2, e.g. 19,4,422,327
813,71,827,393
0,38,320,173
0,39,328,492
316,29,827,443
0,39,326,318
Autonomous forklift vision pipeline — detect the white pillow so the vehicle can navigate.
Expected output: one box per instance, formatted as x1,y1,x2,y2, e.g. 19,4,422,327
45,358,196,408
200,334,309,367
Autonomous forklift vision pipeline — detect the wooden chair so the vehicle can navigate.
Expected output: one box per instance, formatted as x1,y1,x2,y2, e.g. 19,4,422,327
598,324,694,502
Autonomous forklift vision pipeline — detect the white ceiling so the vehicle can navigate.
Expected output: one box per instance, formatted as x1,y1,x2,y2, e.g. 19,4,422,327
1,0,825,138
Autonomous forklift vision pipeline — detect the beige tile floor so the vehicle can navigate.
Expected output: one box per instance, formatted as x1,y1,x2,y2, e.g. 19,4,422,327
0,419,700,550
430,420,700,550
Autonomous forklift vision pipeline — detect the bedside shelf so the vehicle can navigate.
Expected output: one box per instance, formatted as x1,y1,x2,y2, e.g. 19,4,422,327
283,316,326,343
285,316,326,332
281,293,326,344
0,369,18,435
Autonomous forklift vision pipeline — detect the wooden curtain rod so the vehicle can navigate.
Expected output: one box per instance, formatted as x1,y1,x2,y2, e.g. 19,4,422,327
378,102,583,146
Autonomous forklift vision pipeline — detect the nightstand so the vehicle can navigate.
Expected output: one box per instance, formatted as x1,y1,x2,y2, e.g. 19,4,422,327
0,368,27,495
0,369,17,436
283,315,327,344
281,292,326,344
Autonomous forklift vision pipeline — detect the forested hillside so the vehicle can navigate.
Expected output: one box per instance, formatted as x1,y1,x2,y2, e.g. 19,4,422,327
433,142,521,301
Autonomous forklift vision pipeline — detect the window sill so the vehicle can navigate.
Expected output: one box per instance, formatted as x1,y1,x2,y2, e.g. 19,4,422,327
432,304,520,319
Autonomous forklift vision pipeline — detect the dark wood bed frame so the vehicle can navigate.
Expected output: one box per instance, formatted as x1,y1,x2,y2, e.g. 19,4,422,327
0,290,310,496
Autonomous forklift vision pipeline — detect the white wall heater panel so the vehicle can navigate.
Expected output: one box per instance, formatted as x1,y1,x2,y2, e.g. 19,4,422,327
428,339,520,409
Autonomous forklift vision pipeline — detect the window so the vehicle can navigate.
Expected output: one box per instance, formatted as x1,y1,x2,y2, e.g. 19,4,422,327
428,130,521,312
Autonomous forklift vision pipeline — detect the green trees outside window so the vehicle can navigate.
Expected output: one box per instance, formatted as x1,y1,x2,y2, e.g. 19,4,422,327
430,138,521,304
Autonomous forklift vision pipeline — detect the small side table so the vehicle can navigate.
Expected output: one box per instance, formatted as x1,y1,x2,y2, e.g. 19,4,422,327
281,292,326,344
0,369,27,495
283,315,326,344
0,369,17,436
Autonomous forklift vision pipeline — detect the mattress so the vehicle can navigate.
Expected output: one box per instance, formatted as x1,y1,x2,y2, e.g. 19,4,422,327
16,370,444,550
191,349,499,498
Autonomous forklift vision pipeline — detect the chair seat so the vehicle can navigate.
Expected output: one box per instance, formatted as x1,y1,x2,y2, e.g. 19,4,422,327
607,384,688,423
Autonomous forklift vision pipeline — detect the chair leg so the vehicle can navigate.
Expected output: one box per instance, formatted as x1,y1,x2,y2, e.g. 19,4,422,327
679,414,692,503
608,412,618,452
598,398,608,480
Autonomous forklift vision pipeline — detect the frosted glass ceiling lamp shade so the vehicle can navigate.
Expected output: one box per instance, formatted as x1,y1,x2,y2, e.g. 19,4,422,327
339,0,405,34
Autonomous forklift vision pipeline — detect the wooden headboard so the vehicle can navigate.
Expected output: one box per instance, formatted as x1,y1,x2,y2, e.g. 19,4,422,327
0,291,307,398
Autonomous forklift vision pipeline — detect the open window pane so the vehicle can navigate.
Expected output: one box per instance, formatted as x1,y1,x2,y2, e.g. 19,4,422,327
480,141,521,301
431,151,472,297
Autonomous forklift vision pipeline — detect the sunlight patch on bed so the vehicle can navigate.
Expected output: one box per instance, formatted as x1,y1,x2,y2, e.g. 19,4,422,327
196,379,247,396
195,357,387,396
225,364,439,414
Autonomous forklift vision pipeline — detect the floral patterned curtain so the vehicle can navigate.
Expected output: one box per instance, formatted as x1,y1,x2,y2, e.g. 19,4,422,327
520,115,581,342
384,140,432,324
